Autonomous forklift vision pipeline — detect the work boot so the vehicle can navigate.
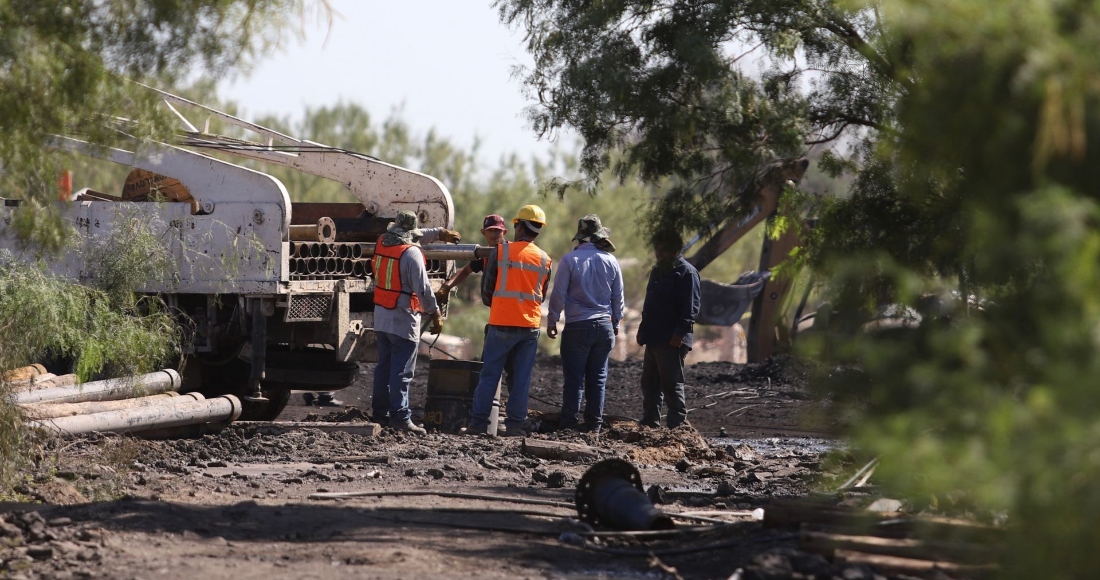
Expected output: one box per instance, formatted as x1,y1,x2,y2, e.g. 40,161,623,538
639,419,661,429
316,395,345,407
393,420,427,436
462,424,490,437
500,427,527,438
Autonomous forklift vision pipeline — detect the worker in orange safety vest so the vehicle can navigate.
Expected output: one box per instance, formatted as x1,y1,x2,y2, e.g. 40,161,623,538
370,210,460,435
466,205,552,437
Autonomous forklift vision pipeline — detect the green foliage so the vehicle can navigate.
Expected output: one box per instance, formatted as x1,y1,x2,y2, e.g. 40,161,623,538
497,0,894,241
790,1,1100,576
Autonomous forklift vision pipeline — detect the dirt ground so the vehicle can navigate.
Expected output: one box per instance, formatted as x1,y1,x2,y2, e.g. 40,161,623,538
0,356,908,580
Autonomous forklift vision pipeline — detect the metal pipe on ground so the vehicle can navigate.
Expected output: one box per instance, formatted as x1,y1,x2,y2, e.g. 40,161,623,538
289,217,336,243
20,392,200,420
2,364,48,383
12,374,79,392
575,459,675,531
27,394,242,436
308,242,320,258
12,369,181,405
306,258,319,274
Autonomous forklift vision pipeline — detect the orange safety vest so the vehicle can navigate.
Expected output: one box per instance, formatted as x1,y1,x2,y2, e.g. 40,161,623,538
489,241,551,328
372,243,423,311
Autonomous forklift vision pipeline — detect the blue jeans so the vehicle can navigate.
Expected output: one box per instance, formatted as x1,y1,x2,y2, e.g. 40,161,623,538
471,325,539,431
372,331,418,425
560,318,615,430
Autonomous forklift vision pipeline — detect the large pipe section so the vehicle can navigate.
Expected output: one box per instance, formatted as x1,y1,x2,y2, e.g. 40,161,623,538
575,459,675,531
20,392,197,420
27,394,242,436
12,369,181,405
289,217,336,243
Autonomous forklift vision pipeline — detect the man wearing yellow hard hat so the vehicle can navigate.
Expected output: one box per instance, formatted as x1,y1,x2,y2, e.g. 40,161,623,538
467,205,552,437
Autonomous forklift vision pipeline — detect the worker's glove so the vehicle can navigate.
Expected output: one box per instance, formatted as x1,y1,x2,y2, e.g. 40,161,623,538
613,324,620,337
438,229,462,243
428,311,444,335
547,326,558,339
435,284,451,305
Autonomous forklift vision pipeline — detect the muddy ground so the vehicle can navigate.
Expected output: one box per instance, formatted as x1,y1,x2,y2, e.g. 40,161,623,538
0,356,908,580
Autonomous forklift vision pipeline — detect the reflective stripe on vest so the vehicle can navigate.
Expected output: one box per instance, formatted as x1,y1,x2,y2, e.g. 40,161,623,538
372,243,423,311
489,240,551,328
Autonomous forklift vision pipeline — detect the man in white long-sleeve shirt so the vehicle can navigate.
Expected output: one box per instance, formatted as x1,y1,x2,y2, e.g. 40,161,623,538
546,214,624,433
371,210,459,434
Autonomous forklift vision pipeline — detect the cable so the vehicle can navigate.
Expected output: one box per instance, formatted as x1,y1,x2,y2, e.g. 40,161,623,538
420,334,459,360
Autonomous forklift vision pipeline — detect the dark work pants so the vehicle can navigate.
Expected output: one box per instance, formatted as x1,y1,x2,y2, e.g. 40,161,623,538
640,343,688,428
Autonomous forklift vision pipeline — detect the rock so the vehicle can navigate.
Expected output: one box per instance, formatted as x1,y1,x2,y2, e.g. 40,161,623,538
731,443,757,462
675,458,692,472
531,471,549,483
206,460,228,468
26,545,53,560
718,427,728,437
646,485,667,505
867,498,904,512
47,517,72,527
546,471,568,488
425,468,445,480
0,520,23,538
4,555,33,572
404,469,419,477
716,480,737,497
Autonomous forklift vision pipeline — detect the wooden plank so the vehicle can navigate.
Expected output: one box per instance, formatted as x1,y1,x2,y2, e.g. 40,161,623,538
233,421,382,437
801,529,997,564
521,438,600,462
834,549,997,577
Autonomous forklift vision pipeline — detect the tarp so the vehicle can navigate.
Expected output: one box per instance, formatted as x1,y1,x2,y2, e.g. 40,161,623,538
697,271,771,326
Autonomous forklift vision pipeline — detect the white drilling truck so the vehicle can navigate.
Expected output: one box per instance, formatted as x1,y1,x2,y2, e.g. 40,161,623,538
0,88,485,420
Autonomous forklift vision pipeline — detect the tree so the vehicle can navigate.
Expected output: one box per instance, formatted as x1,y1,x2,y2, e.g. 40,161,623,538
497,0,897,239
503,0,1100,576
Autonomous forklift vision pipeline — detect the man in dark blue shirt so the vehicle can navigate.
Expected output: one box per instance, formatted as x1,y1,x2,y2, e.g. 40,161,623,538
637,230,701,428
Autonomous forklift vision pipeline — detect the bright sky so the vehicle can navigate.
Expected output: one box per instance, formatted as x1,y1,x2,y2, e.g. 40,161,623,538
219,0,564,164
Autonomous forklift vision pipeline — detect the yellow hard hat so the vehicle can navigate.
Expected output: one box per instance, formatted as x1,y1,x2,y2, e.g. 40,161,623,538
513,204,547,225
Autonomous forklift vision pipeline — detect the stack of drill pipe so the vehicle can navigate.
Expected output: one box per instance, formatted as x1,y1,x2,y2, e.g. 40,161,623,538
26,393,242,436
288,217,336,243
286,242,492,279
12,369,181,405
